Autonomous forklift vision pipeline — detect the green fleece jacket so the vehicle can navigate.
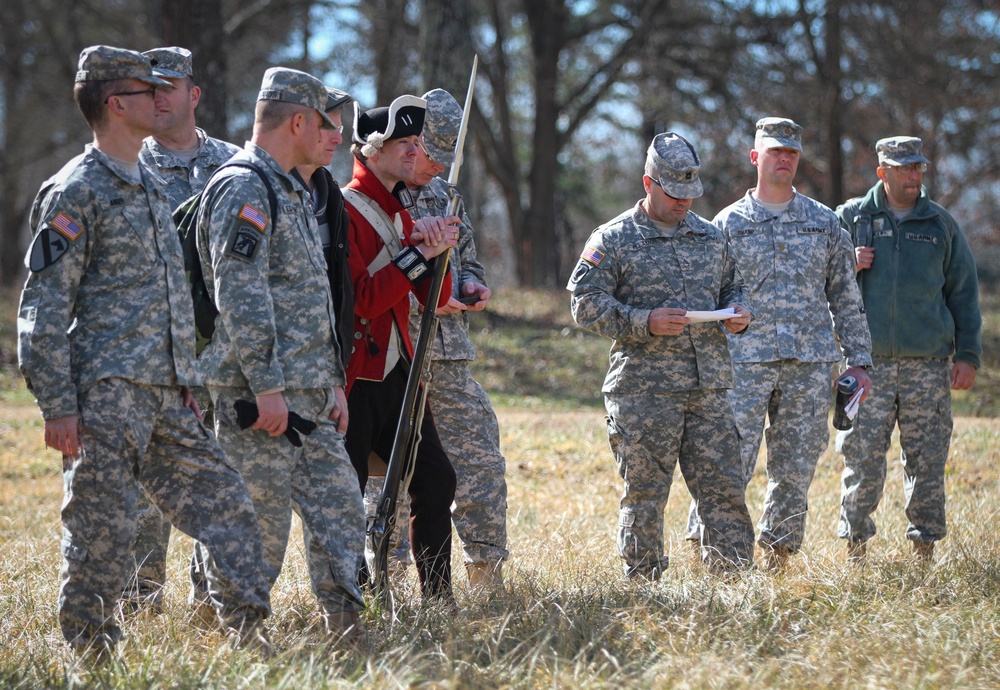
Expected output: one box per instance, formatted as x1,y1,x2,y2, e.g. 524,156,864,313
836,183,981,368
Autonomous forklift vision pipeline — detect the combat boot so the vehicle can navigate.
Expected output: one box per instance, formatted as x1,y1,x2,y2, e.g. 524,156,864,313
846,539,867,564
323,610,368,651
227,618,274,659
760,543,792,572
912,540,935,562
466,560,504,596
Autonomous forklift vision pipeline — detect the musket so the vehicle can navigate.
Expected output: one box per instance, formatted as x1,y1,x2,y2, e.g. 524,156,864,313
367,56,478,608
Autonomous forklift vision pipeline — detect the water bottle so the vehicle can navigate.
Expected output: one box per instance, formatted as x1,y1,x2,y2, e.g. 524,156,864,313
832,375,859,430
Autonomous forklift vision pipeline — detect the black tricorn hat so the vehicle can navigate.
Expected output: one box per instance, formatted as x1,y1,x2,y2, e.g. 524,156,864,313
353,94,426,156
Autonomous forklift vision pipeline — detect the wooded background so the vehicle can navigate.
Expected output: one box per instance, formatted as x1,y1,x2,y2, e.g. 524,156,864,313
2,0,998,289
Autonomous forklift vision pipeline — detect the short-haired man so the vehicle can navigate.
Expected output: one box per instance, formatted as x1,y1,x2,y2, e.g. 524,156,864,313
17,45,270,658
835,136,981,561
125,45,242,613
343,95,460,601
568,132,756,579
294,86,355,368
715,117,873,569
195,67,365,640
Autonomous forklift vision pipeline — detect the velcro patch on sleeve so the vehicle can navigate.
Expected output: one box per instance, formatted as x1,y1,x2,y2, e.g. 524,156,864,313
581,245,604,266
27,228,71,272
224,225,261,262
238,204,268,232
49,213,83,241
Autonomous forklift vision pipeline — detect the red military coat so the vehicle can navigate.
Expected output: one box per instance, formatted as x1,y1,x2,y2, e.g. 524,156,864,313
343,158,452,394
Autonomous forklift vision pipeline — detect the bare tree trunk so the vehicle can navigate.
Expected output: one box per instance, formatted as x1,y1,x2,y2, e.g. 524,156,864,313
823,0,844,206
160,0,228,140
521,0,566,288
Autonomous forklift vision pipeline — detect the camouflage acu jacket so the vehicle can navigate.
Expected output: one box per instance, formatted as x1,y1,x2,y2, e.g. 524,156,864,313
407,176,486,362
715,190,872,368
196,143,344,393
568,202,750,394
18,146,198,419
140,128,241,210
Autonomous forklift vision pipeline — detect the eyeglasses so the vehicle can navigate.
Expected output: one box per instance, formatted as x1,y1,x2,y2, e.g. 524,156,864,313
104,88,157,104
321,122,344,133
885,162,928,173
648,177,690,201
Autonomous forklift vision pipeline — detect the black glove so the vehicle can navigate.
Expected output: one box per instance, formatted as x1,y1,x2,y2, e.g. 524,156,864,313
233,399,318,448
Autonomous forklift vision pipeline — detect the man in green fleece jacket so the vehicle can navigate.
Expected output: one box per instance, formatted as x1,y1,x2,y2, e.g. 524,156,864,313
835,135,981,562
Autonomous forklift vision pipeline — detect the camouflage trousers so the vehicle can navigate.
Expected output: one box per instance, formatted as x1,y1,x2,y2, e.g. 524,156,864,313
126,386,214,607
58,378,270,650
363,358,509,565
606,390,754,578
837,357,952,545
199,386,366,614
730,360,834,552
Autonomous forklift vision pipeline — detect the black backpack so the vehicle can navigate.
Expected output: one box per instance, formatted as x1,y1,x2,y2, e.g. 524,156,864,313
173,161,279,353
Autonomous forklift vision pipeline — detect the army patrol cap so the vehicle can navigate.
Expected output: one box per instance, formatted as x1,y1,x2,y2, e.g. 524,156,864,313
353,94,426,157
420,89,462,166
645,132,704,199
75,45,171,86
755,117,803,151
144,47,193,79
876,136,930,166
325,86,352,113
257,67,336,127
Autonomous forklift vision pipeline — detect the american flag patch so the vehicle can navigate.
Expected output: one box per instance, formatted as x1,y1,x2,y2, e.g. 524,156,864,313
239,204,268,232
581,246,604,266
50,213,83,241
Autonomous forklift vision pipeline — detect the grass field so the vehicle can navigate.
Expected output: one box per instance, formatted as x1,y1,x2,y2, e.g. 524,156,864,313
1,288,999,688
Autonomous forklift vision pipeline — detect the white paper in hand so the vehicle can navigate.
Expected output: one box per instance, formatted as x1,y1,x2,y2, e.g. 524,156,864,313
844,387,864,421
684,307,737,323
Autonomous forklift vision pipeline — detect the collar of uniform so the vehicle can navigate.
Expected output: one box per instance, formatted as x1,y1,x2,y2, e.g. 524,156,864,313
631,201,704,238
346,156,407,216
86,144,144,187
745,187,809,223
244,141,307,194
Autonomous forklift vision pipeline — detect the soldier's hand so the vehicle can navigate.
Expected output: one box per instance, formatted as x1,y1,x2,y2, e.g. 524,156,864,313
648,307,691,336
45,415,82,457
951,361,977,390
843,365,874,403
330,385,350,434
856,246,874,271
723,305,752,334
181,386,204,422
414,216,461,259
461,281,491,311
254,391,289,437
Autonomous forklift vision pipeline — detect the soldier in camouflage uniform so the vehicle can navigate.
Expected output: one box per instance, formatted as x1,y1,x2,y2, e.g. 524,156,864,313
194,67,366,641
835,136,981,562
125,45,242,614
365,89,509,592
17,45,270,657
568,133,756,579
713,117,873,569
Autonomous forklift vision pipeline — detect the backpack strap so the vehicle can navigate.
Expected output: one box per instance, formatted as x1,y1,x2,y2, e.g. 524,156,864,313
342,188,405,276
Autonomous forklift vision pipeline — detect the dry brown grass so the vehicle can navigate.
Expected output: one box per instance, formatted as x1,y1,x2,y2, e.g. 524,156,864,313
2,288,999,687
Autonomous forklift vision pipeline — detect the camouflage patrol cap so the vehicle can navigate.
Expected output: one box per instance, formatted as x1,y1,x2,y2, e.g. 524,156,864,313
420,89,462,166
325,86,352,113
75,45,171,86
257,67,335,127
876,136,930,166
755,117,803,151
144,47,193,79
645,132,703,199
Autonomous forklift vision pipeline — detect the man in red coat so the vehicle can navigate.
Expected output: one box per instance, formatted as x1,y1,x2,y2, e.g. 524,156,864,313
343,94,460,601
